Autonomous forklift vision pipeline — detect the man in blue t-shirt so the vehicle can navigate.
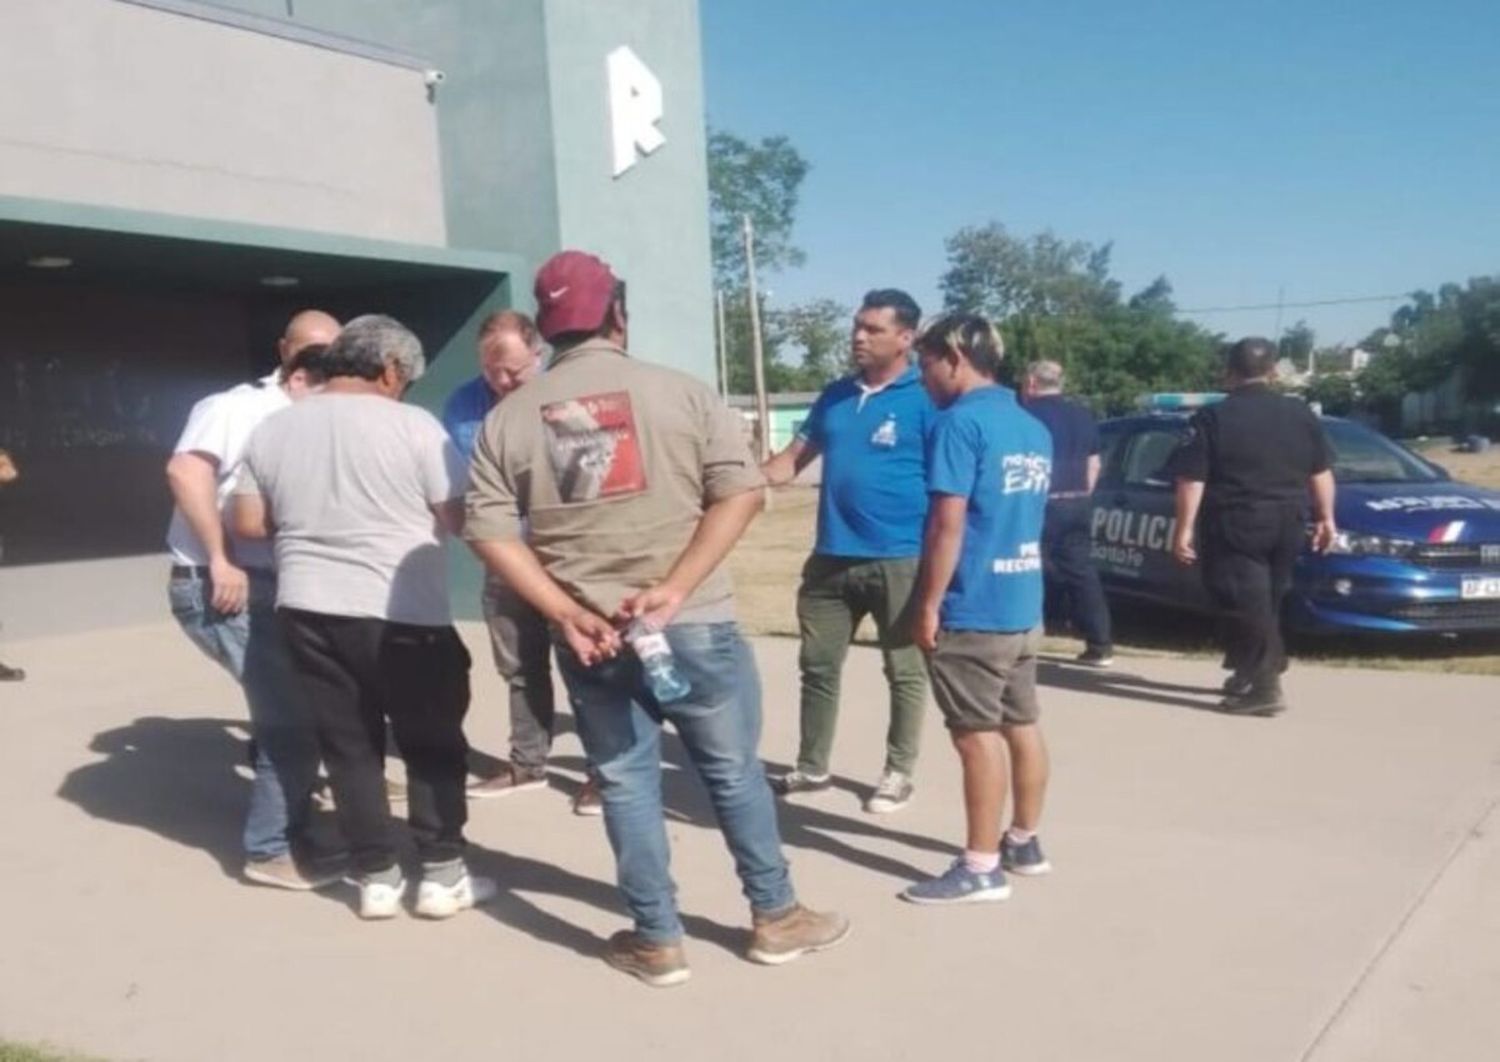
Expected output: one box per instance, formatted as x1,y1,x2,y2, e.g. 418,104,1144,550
442,310,600,815
902,313,1056,906
762,289,935,814
1022,360,1114,666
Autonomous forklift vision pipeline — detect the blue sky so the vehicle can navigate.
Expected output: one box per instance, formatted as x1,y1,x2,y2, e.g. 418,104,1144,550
700,0,1500,345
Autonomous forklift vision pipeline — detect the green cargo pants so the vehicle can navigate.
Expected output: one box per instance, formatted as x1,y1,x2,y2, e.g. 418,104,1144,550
794,554,927,777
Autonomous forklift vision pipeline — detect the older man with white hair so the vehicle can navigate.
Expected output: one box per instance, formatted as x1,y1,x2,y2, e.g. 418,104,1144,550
233,315,494,921
1021,359,1114,666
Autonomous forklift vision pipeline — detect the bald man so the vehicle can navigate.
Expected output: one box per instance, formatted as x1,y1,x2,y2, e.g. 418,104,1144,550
165,310,341,891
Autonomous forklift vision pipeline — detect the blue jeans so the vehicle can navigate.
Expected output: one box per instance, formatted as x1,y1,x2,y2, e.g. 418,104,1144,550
558,622,795,944
168,568,320,860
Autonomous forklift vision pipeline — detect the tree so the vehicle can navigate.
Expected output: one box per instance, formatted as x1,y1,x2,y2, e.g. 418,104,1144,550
706,128,818,395
940,222,1121,319
769,298,850,390
937,225,1220,413
1348,277,1500,432
1304,373,1356,416
706,129,809,291
1278,320,1316,372
1128,275,1176,315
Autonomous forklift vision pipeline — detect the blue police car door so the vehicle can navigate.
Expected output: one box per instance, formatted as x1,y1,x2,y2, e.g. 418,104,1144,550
1092,421,1210,610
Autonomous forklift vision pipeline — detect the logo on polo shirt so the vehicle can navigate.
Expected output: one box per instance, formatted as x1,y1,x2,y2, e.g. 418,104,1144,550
1002,452,1051,495
870,414,898,448
540,391,647,503
994,541,1043,574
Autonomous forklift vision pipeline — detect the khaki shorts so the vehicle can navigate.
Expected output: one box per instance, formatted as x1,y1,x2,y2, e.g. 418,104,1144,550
928,626,1042,731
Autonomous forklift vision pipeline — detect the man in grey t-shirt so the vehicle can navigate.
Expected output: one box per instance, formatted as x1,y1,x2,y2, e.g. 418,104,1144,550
234,314,494,922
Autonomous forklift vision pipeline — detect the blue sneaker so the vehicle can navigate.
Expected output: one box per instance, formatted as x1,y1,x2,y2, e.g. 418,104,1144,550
901,859,1011,905
1000,835,1052,876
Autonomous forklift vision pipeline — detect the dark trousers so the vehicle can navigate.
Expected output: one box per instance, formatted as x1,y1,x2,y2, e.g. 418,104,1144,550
1200,505,1304,693
481,577,556,771
1041,496,1113,653
279,608,471,875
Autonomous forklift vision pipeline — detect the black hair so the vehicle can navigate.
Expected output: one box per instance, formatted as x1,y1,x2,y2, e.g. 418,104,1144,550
915,313,1005,379
860,288,921,330
1226,336,1278,380
282,342,330,385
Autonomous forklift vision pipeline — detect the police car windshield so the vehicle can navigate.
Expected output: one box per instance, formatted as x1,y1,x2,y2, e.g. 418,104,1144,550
1325,420,1442,484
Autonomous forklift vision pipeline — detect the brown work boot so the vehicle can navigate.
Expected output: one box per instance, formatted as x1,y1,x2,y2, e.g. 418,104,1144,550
243,853,343,892
746,904,851,965
468,763,548,799
572,777,603,816
603,930,691,988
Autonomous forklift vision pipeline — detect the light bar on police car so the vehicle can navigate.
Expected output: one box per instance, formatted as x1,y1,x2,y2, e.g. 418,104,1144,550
1138,392,1226,411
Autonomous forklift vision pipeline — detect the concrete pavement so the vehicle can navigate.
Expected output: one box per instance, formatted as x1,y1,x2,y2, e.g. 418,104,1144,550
1,622,1496,1061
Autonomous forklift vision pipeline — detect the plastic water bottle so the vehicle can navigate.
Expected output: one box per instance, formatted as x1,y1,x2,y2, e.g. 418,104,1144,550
627,619,691,703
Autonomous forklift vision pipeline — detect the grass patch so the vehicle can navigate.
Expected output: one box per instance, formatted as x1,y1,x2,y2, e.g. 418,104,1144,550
0,1041,100,1062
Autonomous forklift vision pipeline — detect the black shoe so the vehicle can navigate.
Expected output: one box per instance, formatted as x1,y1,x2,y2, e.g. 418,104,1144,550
1222,672,1254,698
771,770,832,797
1075,647,1114,668
0,662,24,682
1219,688,1286,717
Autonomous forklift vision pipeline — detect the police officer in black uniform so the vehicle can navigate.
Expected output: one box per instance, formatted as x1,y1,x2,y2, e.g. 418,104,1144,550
1168,337,1337,716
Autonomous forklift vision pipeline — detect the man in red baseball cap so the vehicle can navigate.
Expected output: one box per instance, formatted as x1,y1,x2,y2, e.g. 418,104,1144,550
466,250,850,987
532,250,620,341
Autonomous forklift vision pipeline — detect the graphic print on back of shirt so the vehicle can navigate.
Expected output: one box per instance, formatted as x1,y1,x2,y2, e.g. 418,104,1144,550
540,391,647,503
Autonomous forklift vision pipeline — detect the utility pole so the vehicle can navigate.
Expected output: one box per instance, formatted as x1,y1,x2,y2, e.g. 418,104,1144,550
714,289,729,400
742,214,771,463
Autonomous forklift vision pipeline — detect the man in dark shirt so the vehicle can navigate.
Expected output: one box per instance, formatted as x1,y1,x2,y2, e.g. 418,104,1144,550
1168,337,1338,716
1022,361,1113,666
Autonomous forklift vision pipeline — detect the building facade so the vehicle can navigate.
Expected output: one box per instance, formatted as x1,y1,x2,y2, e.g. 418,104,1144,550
0,0,713,634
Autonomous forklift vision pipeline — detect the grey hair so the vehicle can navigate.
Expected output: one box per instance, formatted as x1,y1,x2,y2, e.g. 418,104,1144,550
323,314,426,383
1027,359,1065,391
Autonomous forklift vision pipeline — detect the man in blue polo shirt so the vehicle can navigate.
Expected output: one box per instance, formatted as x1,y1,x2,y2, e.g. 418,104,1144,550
903,313,1055,905
762,289,935,814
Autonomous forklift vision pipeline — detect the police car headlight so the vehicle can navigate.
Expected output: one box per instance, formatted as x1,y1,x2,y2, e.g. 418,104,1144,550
1326,531,1415,558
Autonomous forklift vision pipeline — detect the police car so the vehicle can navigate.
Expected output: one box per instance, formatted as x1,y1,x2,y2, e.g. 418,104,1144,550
1090,395,1500,634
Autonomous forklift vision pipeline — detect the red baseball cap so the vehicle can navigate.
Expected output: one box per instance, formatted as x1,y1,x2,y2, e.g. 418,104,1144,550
533,250,618,341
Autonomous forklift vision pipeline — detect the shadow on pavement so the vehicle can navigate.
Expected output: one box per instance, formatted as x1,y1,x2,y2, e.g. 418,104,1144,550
549,718,958,886
1037,659,1226,712
56,716,257,881
55,715,750,956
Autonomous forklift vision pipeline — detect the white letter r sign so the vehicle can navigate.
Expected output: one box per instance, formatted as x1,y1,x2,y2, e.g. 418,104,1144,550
608,46,665,178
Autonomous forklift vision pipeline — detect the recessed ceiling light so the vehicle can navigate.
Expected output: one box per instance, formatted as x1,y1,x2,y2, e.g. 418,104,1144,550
27,255,73,269
260,275,300,288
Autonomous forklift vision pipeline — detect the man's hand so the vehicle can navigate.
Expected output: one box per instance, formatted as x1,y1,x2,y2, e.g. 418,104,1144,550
1310,517,1338,554
1172,525,1197,566
209,556,250,615
615,583,687,632
558,608,622,667
912,604,941,653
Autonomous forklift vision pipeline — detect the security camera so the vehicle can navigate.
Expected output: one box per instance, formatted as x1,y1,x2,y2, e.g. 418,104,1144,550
423,69,446,87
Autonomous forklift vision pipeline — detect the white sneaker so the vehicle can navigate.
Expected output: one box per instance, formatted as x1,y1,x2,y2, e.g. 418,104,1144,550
358,877,407,920
864,770,914,814
414,874,498,919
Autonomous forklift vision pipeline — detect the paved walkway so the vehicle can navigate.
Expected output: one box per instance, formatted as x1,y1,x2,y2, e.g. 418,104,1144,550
1,623,1496,1061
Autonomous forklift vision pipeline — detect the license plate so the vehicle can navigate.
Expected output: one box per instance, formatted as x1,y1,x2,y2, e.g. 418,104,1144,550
1461,577,1500,600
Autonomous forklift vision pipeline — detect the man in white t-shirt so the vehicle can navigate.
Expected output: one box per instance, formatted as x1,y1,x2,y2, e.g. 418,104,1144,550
164,310,340,891
233,314,494,922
